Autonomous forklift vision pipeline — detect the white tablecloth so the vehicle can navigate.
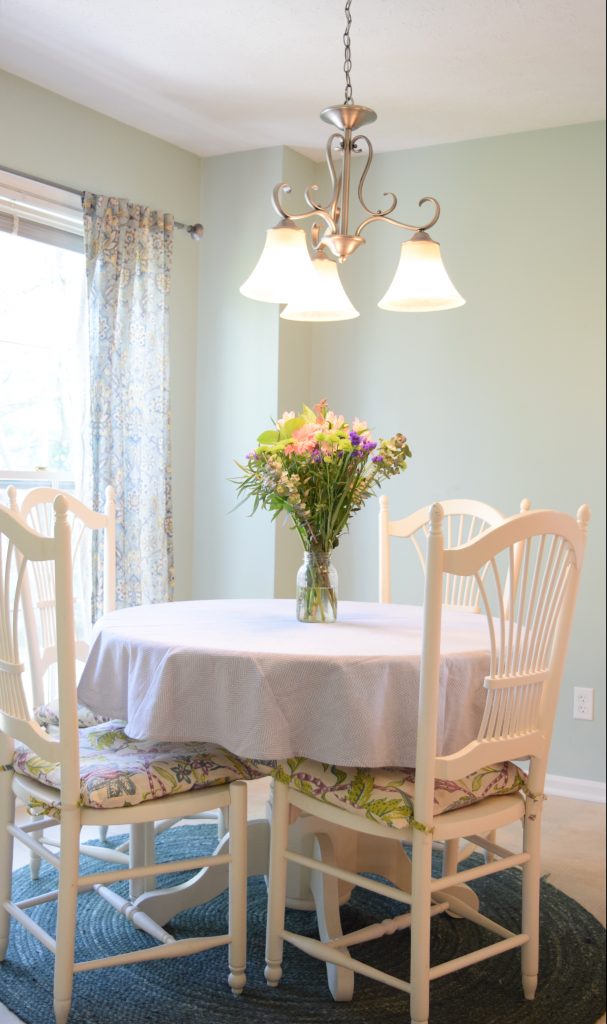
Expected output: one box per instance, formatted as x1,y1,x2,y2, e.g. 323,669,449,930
77,599,491,767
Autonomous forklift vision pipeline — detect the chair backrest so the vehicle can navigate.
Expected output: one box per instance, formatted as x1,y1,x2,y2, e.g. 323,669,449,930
7,485,115,708
414,502,590,825
379,495,531,610
0,499,79,800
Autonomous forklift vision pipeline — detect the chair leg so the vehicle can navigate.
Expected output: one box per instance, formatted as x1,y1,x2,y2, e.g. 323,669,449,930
53,806,80,1024
521,802,542,1000
98,825,109,843
264,781,290,987
227,782,247,995
410,828,433,1024
0,771,16,960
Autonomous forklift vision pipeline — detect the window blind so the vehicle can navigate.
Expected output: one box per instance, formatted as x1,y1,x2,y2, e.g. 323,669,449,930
0,174,84,255
0,208,84,254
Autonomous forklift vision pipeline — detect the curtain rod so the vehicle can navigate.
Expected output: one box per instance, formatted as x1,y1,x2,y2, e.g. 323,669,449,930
0,164,204,240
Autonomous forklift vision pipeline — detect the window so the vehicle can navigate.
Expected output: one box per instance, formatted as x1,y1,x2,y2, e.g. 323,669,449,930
0,170,87,492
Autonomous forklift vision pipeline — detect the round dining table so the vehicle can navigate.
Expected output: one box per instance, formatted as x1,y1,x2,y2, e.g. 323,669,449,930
78,597,492,768
77,597,491,999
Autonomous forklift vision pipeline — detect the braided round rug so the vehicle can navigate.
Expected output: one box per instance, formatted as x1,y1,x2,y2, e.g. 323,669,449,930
1,824,604,1024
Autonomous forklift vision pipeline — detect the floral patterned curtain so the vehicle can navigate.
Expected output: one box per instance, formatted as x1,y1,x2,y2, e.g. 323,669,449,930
82,194,174,615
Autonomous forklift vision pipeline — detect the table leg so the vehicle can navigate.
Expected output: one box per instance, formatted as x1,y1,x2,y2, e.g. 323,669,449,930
309,833,355,1001
129,822,156,899
133,818,270,926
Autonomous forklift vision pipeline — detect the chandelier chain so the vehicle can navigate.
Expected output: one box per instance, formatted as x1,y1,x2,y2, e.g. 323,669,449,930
343,0,353,105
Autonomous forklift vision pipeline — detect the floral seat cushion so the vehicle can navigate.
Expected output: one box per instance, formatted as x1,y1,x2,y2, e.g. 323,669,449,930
260,757,526,830
34,700,109,731
14,721,265,812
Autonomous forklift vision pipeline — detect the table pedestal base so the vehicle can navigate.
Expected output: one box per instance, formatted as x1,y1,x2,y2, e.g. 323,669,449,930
133,819,270,926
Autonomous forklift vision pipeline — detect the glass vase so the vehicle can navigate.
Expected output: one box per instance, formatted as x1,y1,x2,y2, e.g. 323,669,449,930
296,551,338,623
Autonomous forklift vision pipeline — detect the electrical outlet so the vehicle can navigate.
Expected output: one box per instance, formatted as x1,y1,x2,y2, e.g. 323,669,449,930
573,687,594,721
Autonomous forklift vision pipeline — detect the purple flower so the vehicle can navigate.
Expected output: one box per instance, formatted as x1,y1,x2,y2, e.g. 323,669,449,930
372,455,384,463
349,431,362,446
311,449,323,463
361,440,377,453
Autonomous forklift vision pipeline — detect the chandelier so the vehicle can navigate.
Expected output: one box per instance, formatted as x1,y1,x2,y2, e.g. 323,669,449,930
240,0,465,322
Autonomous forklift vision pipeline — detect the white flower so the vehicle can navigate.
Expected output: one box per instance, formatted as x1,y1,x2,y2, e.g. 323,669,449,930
276,410,296,430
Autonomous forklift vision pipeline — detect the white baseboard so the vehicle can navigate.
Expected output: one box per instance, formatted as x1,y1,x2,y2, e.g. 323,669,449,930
545,773,606,803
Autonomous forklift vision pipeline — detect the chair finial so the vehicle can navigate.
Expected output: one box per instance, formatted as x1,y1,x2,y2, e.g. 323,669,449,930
520,497,531,513
428,502,444,533
53,494,69,521
7,485,18,513
577,504,591,532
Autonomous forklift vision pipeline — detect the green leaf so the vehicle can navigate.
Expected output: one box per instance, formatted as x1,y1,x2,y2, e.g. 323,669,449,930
364,798,410,822
347,769,375,807
257,429,280,444
294,778,316,797
330,767,348,787
280,416,306,439
301,404,317,423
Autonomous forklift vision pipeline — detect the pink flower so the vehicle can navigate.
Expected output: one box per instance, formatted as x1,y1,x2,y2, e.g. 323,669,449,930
286,422,322,454
293,440,317,454
352,418,369,434
293,423,320,443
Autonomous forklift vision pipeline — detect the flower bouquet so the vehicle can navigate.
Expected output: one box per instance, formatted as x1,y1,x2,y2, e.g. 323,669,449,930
234,400,411,622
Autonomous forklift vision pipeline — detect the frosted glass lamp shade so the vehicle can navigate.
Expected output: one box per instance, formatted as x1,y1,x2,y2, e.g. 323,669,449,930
240,221,315,303
281,253,359,321
378,233,465,312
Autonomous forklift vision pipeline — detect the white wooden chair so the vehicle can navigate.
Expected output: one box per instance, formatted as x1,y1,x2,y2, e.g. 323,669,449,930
8,486,120,866
379,495,531,608
0,498,250,1024
7,485,225,890
379,495,530,873
265,502,590,1023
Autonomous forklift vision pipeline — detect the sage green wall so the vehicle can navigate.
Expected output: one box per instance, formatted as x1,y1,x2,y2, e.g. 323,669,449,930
302,122,605,782
0,70,201,600
194,147,284,596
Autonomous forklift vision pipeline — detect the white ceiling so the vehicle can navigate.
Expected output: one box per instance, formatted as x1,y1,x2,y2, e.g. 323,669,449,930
0,0,604,159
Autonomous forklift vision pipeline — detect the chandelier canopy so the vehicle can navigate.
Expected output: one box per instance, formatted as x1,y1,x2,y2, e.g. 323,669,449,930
240,0,465,322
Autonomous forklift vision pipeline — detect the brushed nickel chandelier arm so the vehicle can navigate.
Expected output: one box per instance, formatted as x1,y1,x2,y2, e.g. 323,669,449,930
304,132,343,224
271,183,337,234
353,135,398,218
355,196,442,239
